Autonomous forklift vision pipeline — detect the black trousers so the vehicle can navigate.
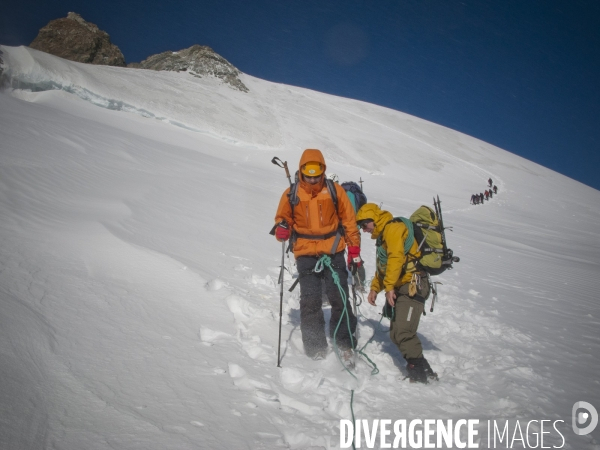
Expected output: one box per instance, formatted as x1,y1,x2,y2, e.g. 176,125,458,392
296,252,357,357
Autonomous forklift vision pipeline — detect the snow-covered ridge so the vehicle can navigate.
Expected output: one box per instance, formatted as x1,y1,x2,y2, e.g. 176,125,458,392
1,44,536,175
1,45,282,148
5,77,235,135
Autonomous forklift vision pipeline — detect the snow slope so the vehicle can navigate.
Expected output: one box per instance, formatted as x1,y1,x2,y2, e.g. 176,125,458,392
0,45,599,449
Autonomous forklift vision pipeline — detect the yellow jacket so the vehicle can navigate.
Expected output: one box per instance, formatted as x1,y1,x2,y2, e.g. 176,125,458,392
274,149,360,257
356,203,421,293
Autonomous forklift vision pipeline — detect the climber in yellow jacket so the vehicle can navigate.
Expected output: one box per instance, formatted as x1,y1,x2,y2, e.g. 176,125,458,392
356,203,438,383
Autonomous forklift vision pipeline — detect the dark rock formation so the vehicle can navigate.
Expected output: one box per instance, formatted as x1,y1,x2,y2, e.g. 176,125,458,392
30,12,125,67
130,44,248,92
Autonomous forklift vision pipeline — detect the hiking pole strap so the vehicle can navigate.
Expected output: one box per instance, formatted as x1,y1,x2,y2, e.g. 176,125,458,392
288,277,300,292
269,223,277,235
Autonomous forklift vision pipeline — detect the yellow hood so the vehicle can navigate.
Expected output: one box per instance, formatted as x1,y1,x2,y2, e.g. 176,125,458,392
356,203,393,240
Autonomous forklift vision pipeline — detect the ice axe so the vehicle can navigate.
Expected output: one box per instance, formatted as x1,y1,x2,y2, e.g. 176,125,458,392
430,281,443,313
271,157,292,187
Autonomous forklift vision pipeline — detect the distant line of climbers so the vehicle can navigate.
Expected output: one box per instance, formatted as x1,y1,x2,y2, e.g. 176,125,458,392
471,178,498,205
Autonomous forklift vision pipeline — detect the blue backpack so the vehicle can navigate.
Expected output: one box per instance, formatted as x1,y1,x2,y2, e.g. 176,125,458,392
341,181,367,214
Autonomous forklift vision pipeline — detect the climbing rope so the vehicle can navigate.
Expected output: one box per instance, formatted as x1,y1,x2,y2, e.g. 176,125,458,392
314,254,396,450
314,255,356,378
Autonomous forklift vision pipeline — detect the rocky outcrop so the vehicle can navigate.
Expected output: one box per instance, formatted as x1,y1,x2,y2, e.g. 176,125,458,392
130,44,248,92
30,12,125,66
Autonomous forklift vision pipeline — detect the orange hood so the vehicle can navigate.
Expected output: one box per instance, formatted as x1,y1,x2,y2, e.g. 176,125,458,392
298,149,326,195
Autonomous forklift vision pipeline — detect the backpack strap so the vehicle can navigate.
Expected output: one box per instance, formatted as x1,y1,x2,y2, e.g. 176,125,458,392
324,178,338,212
288,181,301,218
377,217,414,254
375,218,417,279
397,217,415,253
413,221,441,233
324,178,343,254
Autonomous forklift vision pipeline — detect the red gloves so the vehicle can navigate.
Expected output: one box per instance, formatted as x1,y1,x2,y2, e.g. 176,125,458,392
347,246,362,268
275,225,290,242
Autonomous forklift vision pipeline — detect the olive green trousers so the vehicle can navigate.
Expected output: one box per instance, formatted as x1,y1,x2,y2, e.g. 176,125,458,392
389,276,430,360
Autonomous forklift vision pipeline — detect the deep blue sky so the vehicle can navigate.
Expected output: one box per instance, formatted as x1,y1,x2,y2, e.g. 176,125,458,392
3,0,599,190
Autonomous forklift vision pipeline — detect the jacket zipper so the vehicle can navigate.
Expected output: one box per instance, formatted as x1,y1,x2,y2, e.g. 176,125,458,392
319,203,323,226
305,205,310,228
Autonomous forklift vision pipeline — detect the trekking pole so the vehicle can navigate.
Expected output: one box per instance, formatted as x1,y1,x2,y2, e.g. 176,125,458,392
350,264,359,317
359,177,364,191
272,156,292,367
349,263,360,368
276,238,285,367
271,157,292,187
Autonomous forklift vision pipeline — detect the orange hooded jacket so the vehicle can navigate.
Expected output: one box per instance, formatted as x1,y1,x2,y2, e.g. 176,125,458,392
274,149,360,257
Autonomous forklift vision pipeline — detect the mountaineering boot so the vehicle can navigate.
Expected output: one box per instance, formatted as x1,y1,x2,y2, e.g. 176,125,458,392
406,358,428,384
341,349,355,370
311,349,327,361
422,358,439,382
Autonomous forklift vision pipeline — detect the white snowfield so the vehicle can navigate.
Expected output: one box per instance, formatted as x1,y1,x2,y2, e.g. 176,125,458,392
0,45,599,450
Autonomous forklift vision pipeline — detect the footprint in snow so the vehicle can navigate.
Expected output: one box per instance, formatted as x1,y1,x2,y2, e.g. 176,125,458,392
248,273,277,287
228,363,270,391
206,278,228,291
254,388,280,403
279,367,324,394
226,294,272,323
198,326,234,345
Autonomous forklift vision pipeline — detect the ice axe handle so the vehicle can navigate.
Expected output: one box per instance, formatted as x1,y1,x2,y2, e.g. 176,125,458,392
271,157,285,167
271,157,292,186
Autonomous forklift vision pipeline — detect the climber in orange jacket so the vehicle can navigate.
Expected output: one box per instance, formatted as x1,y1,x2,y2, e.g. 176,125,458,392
273,149,361,361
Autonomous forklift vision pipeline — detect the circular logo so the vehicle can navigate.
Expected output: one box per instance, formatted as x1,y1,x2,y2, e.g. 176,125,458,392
572,401,598,436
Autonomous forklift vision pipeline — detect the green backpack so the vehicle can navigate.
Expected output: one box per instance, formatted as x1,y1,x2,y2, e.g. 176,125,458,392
410,205,445,273
376,204,453,276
